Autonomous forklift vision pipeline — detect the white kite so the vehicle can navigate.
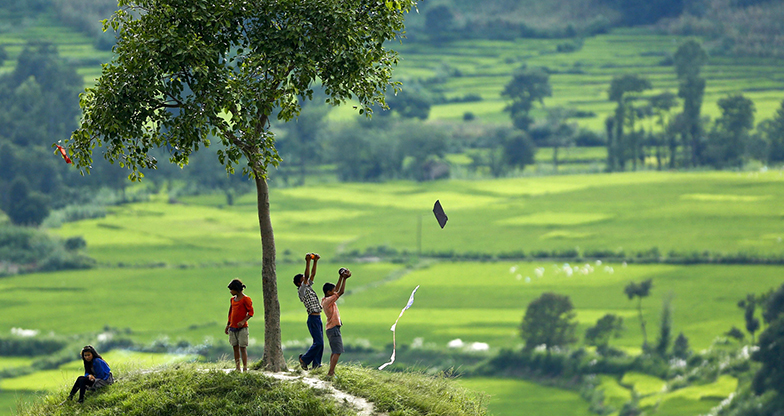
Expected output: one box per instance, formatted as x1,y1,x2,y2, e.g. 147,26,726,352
378,285,420,370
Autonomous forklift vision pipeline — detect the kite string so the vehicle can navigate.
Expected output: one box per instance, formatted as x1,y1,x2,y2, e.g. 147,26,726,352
378,285,419,371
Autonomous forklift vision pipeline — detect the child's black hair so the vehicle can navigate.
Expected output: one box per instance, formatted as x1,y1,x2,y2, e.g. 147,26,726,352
81,345,103,375
228,279,246,292
293,274,304,286
323,282,336,297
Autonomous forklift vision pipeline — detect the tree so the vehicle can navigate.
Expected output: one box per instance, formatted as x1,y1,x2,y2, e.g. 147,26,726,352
672,332,691,359
385,87,432,120
520,293,578,353
502,66,551,131
655,295,673,357
752,282,784,397
585,313,624,354
66,0,418,371
277,92,332,186
424,5,456,40
6,177,49,227
673,40,708,167
398,123,449,181
725,326,745,343
752,317,784,397
0,43,83,147
541,108,577,171
648,92,678,170
762,283,784,325
624,279,653,350
706,94,756,167
765,99,784,164
739,293,761,344
607,75,652,171
501,131,536,171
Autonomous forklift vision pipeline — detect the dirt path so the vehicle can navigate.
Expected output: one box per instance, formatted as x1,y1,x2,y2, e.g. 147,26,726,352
220,369,378,415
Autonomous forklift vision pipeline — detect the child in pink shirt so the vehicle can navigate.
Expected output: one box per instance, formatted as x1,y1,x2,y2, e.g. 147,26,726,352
321,267,351,377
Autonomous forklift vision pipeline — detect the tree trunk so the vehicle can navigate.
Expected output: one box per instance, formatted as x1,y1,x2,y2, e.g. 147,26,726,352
254,174,287,371
638,298,648,349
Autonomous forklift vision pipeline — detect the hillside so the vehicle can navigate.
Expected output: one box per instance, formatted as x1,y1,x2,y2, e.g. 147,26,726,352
19,362,486,416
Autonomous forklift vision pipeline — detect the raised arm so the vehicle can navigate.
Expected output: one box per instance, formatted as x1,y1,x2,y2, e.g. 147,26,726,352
303,254,312,280
335,275,346,296
336,268,350,296
309,253,320,285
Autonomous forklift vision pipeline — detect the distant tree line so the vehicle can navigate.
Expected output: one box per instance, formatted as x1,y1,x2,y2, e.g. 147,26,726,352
601,39,784,172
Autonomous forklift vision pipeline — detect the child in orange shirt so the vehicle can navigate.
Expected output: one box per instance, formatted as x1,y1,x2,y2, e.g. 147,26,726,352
225,279,254,372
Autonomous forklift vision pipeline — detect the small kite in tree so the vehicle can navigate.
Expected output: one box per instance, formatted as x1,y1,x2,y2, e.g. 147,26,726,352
54,145,72,164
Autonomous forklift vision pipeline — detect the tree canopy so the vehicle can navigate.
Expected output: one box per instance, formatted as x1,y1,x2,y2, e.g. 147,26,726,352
520,292,578,352
66,0,418,371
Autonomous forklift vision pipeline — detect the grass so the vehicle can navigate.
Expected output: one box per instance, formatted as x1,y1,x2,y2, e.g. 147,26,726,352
48,171,784,267
458,377,592,416
639,375,737,414
620,372,666,396
18,362,486,416
324,31,784,131
596,375,632,410
0,391,37,416
0,351,200,392
329,365,486,415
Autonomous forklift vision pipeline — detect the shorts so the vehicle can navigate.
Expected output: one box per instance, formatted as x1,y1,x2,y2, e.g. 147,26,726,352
326,326,343,354
229,326,249,347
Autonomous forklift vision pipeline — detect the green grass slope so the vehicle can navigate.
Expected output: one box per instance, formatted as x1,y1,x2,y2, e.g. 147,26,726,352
51,171,784,266
19,363,486,416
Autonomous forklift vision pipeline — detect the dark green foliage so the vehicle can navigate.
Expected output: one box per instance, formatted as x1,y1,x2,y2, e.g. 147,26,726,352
0,43,82,148
762,283,784,325
520,292,578,352
607,74,652,171
763,100,784,164
673,39,708,167
0,335,67,356
0,224,94,274
706,94,756,167
752,317,784,396
726,326,746,342
655,295,673,357
585,314,624,351
502,66,551,131
329,128,402,182
385,87,432,120
424,4,456,40
625,279,653,349
599,0,684,26
672,332,691,359
501,131,536,169
739,293,761,343
5,177,49,226
64,236,86,251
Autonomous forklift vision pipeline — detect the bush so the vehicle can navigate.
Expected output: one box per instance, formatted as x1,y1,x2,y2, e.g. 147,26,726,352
0,224,95,274
0,335,68,356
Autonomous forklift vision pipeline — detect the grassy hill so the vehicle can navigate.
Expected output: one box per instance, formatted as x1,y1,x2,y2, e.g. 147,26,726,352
18,362,486,415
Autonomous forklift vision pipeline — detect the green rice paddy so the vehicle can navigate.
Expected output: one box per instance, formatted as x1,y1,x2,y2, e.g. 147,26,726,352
0,171,781,415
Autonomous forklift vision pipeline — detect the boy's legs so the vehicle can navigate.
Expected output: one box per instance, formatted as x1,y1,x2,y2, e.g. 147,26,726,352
325,326,344,377
301,314,324,368
328,353,341,376
240,347,248,371
233,345,241,371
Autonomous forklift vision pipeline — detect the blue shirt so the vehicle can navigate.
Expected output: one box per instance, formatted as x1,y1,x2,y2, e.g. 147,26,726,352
87,358,112,380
